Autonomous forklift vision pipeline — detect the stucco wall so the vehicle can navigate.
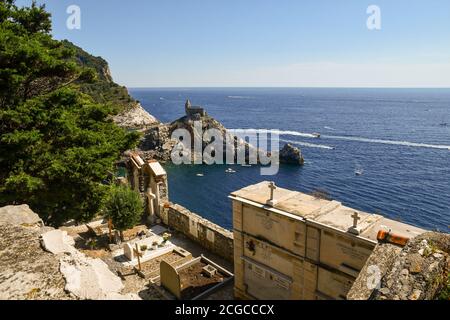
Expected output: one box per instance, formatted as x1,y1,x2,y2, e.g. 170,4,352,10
160,203,234,262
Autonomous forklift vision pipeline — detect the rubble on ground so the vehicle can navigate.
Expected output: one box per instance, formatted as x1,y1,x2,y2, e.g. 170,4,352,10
0,205,140,300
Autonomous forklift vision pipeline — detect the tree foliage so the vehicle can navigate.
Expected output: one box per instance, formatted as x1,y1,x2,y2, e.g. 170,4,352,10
0,1,140,225
104,185,143,236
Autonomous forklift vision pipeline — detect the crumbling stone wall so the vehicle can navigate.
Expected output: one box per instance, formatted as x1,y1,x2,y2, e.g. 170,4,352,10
347,243,402,300
161,203,234,262
348,231,449,300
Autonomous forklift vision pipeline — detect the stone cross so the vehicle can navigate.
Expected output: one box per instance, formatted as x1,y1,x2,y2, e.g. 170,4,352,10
269,182,276,200
266,182,278,206
352,211,360,228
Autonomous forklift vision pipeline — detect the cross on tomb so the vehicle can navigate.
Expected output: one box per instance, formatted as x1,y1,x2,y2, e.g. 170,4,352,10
352,211,361,228
269,182,276,200
133,243,143,271
266,181,278,207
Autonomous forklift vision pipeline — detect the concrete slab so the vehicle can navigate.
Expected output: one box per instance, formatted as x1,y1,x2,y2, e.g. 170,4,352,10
150,224,168,235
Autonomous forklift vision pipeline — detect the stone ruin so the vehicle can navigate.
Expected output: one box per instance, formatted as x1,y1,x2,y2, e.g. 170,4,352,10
185,99,206,118
127,153,169,224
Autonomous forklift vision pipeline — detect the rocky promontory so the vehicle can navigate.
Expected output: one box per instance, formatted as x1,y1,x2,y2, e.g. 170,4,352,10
136,100,304,166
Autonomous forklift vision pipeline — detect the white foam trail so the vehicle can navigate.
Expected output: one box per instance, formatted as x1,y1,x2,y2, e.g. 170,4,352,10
321,135,450,150
231,128,316,138
282,139,335,150
230,129,450,151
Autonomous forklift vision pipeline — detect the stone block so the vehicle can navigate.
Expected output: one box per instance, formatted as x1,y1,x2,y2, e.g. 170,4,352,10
41,229,75,255
0,205,43,227
123,243,134,261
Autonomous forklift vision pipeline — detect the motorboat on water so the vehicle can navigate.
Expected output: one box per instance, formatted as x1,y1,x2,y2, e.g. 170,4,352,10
312,132,321,138
225,168,237,173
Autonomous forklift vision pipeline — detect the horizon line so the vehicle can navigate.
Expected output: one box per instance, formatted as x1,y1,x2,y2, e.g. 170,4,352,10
127,86,450,89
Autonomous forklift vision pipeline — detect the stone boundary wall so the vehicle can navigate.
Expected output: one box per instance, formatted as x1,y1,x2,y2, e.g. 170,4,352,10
160,203,234,262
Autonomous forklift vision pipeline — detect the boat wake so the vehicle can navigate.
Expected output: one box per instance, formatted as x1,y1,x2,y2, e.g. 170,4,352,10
231,129,450,151
320,134,450,151
231,128,316,138
281,139,335,150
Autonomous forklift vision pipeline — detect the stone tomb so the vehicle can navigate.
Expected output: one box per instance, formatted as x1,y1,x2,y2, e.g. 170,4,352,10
120,233,176,266
127,155,169,224
160,255,233,300
230,181,425,300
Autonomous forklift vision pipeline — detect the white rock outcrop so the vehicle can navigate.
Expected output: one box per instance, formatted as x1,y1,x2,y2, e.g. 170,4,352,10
0,204,43,227
39,226,141,300
113,103,158,130
1,205,142,300
41,229,76,254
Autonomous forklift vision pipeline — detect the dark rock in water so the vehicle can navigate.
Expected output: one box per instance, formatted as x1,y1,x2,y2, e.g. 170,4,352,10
279,143,304,165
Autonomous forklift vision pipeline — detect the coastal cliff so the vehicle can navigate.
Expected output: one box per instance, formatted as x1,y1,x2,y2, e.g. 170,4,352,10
64,43,302,163
64,41,159,130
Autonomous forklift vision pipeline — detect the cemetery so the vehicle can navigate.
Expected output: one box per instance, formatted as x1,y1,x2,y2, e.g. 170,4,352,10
54,154,234,300
1,151,446,300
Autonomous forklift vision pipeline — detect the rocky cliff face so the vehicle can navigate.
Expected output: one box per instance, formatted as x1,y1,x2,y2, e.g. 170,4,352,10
373,232,449,300
64,40,159,131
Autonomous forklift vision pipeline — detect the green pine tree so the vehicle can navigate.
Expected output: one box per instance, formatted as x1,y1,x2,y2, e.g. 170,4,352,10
0,0,140,225
104,185,143,240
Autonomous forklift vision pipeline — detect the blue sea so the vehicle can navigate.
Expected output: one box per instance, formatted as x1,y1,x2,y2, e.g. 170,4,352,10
129,88,450,232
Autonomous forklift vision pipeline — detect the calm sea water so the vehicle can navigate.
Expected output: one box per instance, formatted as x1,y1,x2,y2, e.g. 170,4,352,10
129,88,450,231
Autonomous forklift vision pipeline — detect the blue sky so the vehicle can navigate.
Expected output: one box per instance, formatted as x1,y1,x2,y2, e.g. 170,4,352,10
17,0,450,87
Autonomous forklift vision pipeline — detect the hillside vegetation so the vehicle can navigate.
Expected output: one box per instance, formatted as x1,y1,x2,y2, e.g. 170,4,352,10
62,40,138,113
0,0,140,225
